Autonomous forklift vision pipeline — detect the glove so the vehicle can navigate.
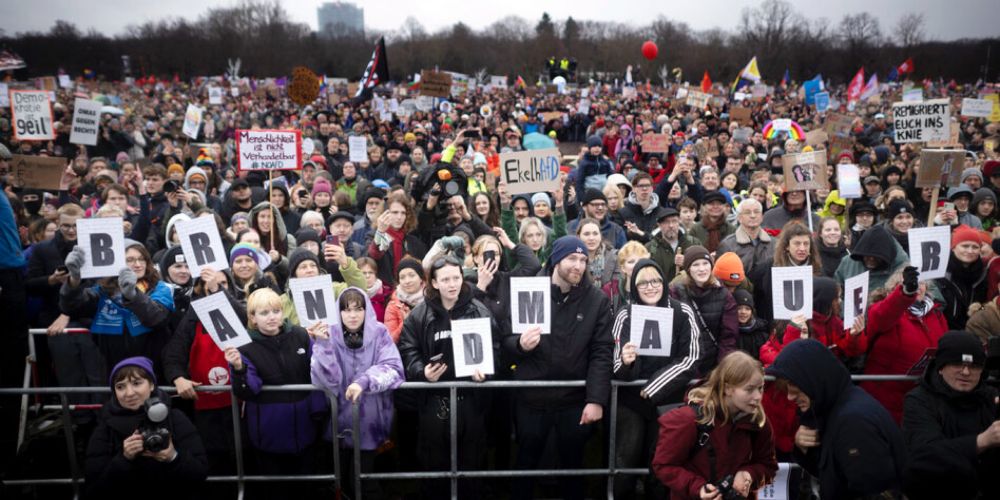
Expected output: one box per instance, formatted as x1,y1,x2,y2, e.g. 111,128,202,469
440,236,465,251
118,268,138,301
902,265,919,295
64,246,86,282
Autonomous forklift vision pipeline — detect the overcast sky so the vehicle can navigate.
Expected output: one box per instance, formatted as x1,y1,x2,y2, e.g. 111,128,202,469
2,0,998,40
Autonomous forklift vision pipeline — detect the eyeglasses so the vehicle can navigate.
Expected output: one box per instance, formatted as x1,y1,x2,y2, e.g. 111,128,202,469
635,278,664,290
59,224,77,231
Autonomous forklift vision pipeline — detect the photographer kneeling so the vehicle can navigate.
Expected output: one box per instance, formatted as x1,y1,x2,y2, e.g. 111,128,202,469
902,331,1000,500
85,357,208,499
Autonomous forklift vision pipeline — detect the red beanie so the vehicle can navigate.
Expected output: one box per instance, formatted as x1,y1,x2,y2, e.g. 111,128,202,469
951,224,981,249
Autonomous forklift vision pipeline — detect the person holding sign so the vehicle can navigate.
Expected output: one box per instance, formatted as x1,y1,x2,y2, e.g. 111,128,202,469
934,225,989,330
611,259,703,499
750,222,822,324
279,244,366,327
861,266,949,424
652,352,777,500
61,240,175,375
227,287,329,497
248,202,295,281
669,246,738,374
398,256,498,499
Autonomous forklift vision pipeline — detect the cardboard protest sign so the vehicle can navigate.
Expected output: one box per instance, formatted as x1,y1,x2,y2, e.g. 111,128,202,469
182,104,202,139
823,112,853,138
540,111,562,124
642,133,670,153
419,70,452,98
685,90,710,109
814,92,830,113
843,271,870,329
908,226,951,281
730,107,752,125
837,164,862,199
348,136,368,163
176,215,229,275
499,148,561,196
69,98,102,146
208,86,223,105
288,275,338,327
450,318,495,378
9,155,65,190
892,99,950,144
510,277,551,334
916,149,965,188
805,129,828,147
628,305,674,357
10,90,55,141
235,129,302,171
961,98,993,118
77,217,126,279
926,121,961,148
771,267,813,320
191,292,253,350
782,150,829,191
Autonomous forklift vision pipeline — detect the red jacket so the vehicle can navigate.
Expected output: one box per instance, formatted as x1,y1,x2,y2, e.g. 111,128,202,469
758,335,798,454
653,405,778,499
781,311,867,359
860,285,948,424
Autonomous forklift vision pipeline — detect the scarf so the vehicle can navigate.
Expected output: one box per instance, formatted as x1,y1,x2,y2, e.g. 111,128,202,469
589,248,607,287
387,227,406,274
366,278,384,298
908,296,934,318
395,286,425,308
701,215,726,252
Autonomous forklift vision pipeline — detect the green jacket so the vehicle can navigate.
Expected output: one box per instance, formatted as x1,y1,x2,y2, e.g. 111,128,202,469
279,258,366,326
501,206,566,267
645,232,701,283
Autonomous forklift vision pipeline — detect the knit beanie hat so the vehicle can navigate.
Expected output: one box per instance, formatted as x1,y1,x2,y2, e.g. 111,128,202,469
312,178,332,196
886,199,912,220
167,163,185,177
951,224,981,250
531,192,551,207
396,257,425,282
293,227,322,248
712,252,745,284
960,168,984,184
549,236,588,267
288,247,321,277
229,242,270,269
109,356,156,386
158,246,186,279
682,245,712,273
934,331,986,367
733,289,754,311
587,135,602,148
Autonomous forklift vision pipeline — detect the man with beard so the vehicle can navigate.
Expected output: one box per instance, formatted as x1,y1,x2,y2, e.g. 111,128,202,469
504,236,613,500
369,142,406,182
220,178,258,222
568,189,626,249
762,189,821,232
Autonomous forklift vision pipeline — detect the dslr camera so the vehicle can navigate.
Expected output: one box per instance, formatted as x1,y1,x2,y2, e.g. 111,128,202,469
411,164,468,202
712,474,746,500
162,179,182,193
138,397,172,452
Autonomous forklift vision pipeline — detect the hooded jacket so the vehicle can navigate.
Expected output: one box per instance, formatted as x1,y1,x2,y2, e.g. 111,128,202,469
767,340,907,499
618,191,662,243
902,347,1000,500
279,248,366,326
816,190,847,229
611,259,704,417
935,257,987,330
85,388,208,499
310,287,404,450
834,225,909,292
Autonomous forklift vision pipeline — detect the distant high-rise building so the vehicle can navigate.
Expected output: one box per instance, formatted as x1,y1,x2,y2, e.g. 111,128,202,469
317,2,364,36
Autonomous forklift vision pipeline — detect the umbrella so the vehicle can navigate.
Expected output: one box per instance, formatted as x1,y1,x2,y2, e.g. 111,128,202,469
101,106,124,116
92,94,111,105
522,132,555,151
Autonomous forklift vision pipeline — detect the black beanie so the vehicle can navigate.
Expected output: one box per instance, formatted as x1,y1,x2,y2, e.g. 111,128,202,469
396,257,425,282
733,289,754,311
159,246,187,282
288,247,322,277
934,331,986,368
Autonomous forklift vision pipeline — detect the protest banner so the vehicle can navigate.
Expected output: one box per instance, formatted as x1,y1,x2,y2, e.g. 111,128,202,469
730,107,752,125
804,129,828,147
509,277,551,334
642,133,670,153
77,217,126,279
499,148,561,196
908,226,951,281
814,91,830,112
208,86,223,105
843,271,870,329
892,99,950,144
685,90,710,108
628,305,674,357
837,164,862,199
10,90,55,141
235,129,302,171
489,75,508,89
348,136,368,163
903,88,923,102
961,98,993,118
182,104,202,139
69,98,102,146
9,155,64,190
191,292,253,350
916,149,965,188
176,216,229,275
771,267,813,320
782,150,829,192
419,70,452,98
450,318,495,378
288,275,338,327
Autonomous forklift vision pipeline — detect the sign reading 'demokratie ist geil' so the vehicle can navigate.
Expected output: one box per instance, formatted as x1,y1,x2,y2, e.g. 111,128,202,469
235,129,302,171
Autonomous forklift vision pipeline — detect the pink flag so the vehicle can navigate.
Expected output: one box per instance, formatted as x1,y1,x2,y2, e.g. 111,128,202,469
859,73,879,102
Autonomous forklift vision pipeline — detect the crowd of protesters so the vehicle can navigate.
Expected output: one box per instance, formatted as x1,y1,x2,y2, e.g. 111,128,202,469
0,72,999,499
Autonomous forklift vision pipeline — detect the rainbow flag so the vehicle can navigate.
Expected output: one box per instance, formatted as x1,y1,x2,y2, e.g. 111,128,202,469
731,56,761,93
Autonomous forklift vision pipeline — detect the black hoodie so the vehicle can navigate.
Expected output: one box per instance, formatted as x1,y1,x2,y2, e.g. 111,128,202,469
611,259,704,418
767,339,907,499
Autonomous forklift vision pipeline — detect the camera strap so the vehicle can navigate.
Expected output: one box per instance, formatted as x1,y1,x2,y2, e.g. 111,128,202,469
688,403,718,483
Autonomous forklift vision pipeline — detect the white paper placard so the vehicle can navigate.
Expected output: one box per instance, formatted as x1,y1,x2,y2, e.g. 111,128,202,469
837,164,861,199
182,104,202,139
69,98,102,146
176,215,230,275
509,277,551,334
191,292,252,349
58,74,72,88
77,217,126,279
771,266,813,320
892,99,950,144
843,271,870,329
757,463,791,500
961,98,993,118
450,317,494,378
908,226,951,281
348,136,368,163
10,90,55,141
208,86,223,105
288,275,338,327
629,305,674,357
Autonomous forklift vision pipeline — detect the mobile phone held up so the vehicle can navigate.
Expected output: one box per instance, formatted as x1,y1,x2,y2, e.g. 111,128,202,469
429,353,444,365
326,235,340,247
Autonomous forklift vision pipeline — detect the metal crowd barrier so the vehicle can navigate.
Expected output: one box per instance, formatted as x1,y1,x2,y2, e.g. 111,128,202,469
7,328,922,499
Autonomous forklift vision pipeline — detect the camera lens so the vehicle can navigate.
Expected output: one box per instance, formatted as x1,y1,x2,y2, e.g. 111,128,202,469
443,180,460,197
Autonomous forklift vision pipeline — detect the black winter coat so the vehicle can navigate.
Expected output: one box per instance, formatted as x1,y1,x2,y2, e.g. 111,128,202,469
25,231,76,326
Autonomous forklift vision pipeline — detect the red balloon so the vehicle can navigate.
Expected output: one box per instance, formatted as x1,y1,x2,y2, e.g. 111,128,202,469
641,40,658,60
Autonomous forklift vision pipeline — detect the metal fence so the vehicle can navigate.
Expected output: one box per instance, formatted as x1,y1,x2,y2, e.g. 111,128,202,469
3,329,922,500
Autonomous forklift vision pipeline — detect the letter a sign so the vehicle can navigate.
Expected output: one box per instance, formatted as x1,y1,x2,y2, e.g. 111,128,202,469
191,292,252,349
629,305,674,357
509,277,551,334
771,266,813,320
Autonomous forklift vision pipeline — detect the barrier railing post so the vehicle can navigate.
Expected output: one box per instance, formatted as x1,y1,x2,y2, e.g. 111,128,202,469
17,349,32,450
352,400,362,500
58,392,81,500
449,385,458,500
229,386,245,500
606,383,619,500
328,392,341,497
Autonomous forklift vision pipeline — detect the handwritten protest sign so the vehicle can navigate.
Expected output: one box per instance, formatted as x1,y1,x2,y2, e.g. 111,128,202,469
926,121,961,148
629,305,673,357
9,155,64,190
419,70,452,98
289,275,338,327
191,292,253,350
961,98,993,118
450,318,495,378
348,136,368,163
182,104,202,139
11,90,55,141
642,133,669,153
499,148,561,196
730,107,752,125
69,98,102,146
235,129,302,171
176,215,230,275
892,99,950,143
510,277,551,334
208,86,223,105
782,150,829,191
837,164,861,199
771,267,813,320
685,90,710,109
916,149,965,188
77,217,126,279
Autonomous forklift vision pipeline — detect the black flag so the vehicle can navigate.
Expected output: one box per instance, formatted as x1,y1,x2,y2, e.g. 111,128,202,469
352,37,389,105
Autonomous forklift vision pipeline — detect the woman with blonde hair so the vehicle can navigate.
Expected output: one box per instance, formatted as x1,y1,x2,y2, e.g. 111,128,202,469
652,351,777,499
603,241,651,312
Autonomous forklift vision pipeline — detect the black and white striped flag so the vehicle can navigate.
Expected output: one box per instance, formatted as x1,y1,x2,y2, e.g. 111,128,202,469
352,37,389,105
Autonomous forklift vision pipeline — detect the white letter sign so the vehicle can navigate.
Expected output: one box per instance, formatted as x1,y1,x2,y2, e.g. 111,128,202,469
176,216,229,275
908,226,951,281
288,275,338,327
450,318,494,378
771,267,813,320
843,271,870,329
510,277,551,334
629,305,674,357
77,217,126,279
191,292,252,349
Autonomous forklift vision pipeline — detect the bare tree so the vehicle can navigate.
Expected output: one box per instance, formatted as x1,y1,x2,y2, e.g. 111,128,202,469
738,0,802,76
894,13,925,48
839,13,881,48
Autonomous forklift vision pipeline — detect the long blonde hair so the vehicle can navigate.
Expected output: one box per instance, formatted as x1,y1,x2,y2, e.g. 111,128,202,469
686,351,766,427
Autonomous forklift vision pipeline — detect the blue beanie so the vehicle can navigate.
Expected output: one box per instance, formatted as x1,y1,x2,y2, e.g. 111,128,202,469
587,135,602,148
550,236,588,267
109,356,157,386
